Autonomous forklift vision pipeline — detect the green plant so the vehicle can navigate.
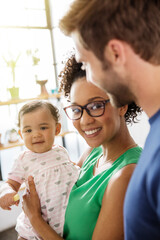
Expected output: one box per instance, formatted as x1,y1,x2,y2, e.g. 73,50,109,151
26,48,40,66
3,53,20,87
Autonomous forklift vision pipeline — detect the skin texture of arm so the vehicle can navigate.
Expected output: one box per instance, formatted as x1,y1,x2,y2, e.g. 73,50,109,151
0,179,20,210
92,164,136,240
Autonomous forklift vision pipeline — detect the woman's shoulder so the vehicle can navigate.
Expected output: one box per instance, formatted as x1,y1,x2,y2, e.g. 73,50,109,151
105,147,142,197
77,147,92,167
78,146,103,168
104,164,136,203
122,145,142,165
112,164,137,183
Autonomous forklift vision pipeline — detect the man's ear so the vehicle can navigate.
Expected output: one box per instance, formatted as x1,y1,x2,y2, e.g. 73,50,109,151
55,123,61,136
104,39,126,66
18,129,23,140
119,105,128,117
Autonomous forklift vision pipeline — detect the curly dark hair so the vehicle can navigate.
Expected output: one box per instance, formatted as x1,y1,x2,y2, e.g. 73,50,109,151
59,54,142,124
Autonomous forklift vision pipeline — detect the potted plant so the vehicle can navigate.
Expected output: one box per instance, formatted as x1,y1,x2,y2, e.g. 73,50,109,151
3,53,20,99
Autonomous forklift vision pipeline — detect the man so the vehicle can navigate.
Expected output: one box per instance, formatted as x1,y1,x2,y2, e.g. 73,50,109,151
59,1,160,239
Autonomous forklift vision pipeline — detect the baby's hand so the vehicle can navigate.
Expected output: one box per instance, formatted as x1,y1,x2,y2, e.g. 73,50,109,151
0,192,18,210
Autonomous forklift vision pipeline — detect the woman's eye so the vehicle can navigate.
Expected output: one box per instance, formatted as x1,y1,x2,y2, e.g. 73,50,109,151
72,108,81,114
91,103,103,110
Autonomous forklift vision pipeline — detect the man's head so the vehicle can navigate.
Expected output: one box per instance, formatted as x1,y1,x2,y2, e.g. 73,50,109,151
60,0,160,64
59,0,160,107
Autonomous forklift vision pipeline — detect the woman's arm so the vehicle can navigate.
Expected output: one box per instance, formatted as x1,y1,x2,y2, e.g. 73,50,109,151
22,176,64,240
92,164,136,240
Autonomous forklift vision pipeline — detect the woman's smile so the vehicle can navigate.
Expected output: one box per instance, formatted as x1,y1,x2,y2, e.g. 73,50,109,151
84,127,102,136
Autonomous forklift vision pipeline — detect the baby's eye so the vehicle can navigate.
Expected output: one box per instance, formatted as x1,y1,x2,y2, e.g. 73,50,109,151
26,129,32,133
41,126,48,130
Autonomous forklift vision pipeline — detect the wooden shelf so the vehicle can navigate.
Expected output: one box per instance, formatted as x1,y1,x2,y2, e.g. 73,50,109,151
0,141,24,150
0,93,61,106
0,131,75,151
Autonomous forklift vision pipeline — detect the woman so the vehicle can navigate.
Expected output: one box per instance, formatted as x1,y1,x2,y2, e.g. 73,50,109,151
22,55,142,240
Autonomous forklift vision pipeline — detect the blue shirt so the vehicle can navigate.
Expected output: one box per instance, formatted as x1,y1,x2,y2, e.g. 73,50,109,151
124,109,160,240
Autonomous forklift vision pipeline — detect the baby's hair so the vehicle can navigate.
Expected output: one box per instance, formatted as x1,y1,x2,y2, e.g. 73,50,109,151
18,100,60,127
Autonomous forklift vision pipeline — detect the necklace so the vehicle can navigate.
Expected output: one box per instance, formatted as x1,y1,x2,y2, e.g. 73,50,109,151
96,143,138,169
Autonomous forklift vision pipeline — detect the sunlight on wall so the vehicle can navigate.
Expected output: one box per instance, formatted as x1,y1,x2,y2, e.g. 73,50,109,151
0,0,46,27
128,112,150,148
0,29,55,100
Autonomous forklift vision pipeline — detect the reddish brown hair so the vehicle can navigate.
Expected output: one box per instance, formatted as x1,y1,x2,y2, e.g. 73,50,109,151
60,0,160,64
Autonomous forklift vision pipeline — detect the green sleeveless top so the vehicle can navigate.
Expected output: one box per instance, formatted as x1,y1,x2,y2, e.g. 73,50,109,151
63,146,142,240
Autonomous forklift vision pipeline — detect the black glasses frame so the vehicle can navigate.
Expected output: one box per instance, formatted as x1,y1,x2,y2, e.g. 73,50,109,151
63,99,110,120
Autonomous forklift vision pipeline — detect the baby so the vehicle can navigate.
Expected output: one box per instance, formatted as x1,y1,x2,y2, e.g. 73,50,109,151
0,100,79,239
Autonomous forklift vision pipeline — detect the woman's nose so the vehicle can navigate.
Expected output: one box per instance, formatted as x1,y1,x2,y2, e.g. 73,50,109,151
80,109,94,124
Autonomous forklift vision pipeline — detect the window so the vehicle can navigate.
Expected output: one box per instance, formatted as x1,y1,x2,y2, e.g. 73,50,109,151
0,0,56,100
0,0,47,27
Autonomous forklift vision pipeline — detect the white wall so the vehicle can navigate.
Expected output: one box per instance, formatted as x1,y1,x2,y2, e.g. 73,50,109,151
128,111,150,148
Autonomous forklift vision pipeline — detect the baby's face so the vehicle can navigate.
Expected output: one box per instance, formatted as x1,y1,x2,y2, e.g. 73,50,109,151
20,107,58,153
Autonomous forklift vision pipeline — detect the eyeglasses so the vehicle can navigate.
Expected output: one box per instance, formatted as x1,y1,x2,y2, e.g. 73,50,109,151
63,99,110,120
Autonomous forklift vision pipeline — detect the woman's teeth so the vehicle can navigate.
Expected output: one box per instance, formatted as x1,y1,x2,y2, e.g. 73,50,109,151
85,128,101,135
